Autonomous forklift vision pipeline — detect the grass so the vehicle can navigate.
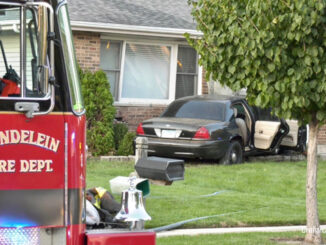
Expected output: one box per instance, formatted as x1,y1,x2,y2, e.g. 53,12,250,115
86,160,326,229
157,232,326,245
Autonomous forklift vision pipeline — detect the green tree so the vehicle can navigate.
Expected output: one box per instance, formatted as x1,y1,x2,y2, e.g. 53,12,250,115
80,69,116,156
187,0,326,243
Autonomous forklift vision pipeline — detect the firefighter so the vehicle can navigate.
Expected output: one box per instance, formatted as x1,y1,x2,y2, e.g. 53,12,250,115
86,187,121,225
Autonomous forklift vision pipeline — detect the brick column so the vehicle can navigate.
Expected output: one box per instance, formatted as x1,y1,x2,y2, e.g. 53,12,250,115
318,125,326,158
202,69,208,95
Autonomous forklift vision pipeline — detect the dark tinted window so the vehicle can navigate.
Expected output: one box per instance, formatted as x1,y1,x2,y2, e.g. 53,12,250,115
162,100,225,121
233,103,246,118
252,106,279,121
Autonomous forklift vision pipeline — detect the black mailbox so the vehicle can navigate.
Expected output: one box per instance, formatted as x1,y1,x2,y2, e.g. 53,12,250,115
135,157,185,182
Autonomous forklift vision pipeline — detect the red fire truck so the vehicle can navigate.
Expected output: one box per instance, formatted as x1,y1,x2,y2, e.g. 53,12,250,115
0,0,155,244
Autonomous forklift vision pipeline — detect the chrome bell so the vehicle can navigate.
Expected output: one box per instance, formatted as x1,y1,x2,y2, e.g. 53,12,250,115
114,177,151,230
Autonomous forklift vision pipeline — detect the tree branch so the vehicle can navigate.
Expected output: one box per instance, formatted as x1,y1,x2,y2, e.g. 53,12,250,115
246,15,260,33
280,0,291,9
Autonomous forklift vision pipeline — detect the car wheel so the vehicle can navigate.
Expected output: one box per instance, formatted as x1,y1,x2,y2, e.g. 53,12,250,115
219,141,243,165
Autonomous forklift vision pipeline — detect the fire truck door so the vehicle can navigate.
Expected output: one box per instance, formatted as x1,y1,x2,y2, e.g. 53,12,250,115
0,112,66,228
0,4,66,229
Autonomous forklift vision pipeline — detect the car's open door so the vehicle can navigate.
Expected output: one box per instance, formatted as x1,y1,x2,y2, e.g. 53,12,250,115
252,107,289,153
280,120,307,152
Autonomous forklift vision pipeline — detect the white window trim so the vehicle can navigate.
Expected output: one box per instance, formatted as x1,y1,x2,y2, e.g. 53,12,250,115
100,37,202,106
117,40,126,102
197,65,203,95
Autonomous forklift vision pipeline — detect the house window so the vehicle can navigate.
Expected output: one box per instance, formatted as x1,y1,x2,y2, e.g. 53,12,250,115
100,40,122,98
121,43,171,100
175,46,198,99
100,39,199,104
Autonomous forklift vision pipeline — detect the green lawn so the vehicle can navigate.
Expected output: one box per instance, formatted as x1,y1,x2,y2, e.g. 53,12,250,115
157,232,326,245
86,160,326,229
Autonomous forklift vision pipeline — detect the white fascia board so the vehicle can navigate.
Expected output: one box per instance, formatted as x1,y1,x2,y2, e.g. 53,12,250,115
71,21,203,39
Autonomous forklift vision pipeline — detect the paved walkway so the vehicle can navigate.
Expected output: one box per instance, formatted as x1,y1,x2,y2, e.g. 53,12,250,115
157,225,326,238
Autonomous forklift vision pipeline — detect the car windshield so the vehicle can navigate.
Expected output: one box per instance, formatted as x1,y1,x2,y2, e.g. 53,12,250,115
162,100,226,121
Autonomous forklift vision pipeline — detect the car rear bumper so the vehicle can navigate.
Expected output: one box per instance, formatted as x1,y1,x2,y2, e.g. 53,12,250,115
143,137,229,160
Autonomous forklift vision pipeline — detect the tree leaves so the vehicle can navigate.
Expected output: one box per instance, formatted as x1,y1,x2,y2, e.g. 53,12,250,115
228,65,236,74
186,0,326,125
268,63,275,72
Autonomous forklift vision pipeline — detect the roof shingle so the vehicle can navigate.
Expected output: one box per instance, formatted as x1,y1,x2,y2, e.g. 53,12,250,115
68,0,197,30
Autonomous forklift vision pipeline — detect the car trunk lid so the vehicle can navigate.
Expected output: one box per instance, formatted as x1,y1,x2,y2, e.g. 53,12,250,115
142,117,223,139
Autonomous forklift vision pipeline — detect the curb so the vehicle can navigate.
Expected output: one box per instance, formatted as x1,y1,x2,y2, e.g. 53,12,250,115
247,153,306,162
89,154,306,163
88,155,136,162
156,225,326,238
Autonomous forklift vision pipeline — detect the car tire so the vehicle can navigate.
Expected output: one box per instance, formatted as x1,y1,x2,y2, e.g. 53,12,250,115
219,141,243,165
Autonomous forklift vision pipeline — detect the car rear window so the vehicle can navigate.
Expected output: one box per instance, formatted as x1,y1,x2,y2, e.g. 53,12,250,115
162,100,225,121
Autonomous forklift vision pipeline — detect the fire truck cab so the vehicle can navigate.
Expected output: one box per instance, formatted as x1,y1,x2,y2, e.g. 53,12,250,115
0,1,155,244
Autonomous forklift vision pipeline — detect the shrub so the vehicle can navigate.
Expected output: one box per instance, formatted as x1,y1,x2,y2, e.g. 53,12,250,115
117,132,136,156
113,122,128,151
80,69,116,156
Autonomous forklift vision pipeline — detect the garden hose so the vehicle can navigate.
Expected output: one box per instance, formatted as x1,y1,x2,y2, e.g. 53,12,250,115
149,210,247,233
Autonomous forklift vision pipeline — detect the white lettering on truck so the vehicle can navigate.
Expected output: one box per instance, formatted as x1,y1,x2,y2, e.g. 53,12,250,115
0,160,54,173
0,130,60,152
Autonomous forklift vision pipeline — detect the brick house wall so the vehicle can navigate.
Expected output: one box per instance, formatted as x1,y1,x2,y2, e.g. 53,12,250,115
318,126,326,144
115,70,209,131
115,69,209,131
318,126,326,157
72,31,166,130
73,31,100,72
115,106,166,131
73,30,209,132
73,30,326,154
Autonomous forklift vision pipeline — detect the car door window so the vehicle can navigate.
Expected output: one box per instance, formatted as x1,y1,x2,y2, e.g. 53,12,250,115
233,103,252,133
232,103,252,146
252,107,279,122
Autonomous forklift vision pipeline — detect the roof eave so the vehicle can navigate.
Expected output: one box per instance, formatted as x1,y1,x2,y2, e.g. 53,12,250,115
71,21,203,39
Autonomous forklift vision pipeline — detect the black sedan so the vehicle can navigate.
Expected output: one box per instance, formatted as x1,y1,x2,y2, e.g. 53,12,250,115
136,95,306,164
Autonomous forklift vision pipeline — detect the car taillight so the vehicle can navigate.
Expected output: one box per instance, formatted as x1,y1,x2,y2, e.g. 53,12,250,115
136,123,145,135
194,127,210,139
